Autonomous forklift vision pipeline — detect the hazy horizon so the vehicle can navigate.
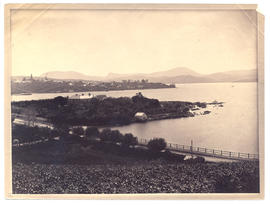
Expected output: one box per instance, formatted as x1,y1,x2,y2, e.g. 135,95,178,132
11,67,257,78
11,9,257,76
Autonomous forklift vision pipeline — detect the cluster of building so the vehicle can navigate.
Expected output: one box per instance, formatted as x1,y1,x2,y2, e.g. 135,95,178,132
69,93,107,100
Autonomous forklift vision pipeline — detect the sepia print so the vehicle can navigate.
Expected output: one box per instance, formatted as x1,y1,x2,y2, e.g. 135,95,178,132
4,4,264,199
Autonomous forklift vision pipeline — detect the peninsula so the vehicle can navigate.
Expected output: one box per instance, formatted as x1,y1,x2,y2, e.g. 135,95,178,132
11,93,212,128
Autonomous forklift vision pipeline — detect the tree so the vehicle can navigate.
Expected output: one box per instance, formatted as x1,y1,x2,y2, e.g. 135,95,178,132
99,128,112,142
50,129,59,140
110,130,123,144
23,107,37,126
85,127,99,139
122,133,138,147
72,127,84,136
147,138,167,153
53,96,68,107
53,123,69,138
99,129,123,144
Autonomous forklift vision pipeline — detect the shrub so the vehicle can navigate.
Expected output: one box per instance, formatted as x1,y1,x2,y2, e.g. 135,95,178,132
110,130,123,143
72,127,84,136
85,127,99,139
61,134,81,144
12,124,51,143
99,128,113,142
53,96,68,107
147,138,167,153
53,123,70,137
121,133,138,147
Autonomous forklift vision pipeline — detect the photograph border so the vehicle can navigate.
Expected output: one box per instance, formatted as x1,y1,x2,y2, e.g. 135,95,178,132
4,3,265,200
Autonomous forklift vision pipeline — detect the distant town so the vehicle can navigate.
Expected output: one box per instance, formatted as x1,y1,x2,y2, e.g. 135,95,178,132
11,74,175,95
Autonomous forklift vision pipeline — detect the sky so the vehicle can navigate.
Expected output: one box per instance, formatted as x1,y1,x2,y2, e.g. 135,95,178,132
11,9,257,76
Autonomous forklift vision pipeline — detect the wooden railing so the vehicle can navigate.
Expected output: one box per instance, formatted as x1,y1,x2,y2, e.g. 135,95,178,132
138,138,259,161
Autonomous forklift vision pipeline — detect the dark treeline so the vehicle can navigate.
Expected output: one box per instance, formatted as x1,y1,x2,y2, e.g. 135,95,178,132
12,124,138,148
12,124,190,165
12,123,177,157
12,95,200,126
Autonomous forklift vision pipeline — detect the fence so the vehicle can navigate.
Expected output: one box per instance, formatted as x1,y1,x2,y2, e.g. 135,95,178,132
138,138,259,161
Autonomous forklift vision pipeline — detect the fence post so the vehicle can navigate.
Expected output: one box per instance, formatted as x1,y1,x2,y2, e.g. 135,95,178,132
213,149,215,155
221,150,222,156
205,148,206,153
229,152,231,157
238,152,240,158
248,153,249,159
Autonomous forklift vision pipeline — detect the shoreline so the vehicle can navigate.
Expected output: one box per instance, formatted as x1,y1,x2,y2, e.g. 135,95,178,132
11,85,174,96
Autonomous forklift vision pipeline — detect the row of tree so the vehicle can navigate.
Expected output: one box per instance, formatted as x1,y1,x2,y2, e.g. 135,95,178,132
12,123,168,153
71,127,138,148
69,126,167,152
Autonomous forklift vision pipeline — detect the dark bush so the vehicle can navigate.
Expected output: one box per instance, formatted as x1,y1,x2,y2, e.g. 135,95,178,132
121,133,138,147
72,127,84,136
53,96,68,107
147,138,167,153
12,124,51,143
53,123,70,137
85,127,99,139
99,128,113,142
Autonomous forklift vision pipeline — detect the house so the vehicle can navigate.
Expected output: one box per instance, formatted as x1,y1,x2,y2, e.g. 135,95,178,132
80,93,93,99
136,92,144,98
70,94,80,99
134,112,148,122
70,93,93,99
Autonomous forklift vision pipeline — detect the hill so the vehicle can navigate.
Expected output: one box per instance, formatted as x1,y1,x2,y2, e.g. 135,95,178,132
15,67,257,84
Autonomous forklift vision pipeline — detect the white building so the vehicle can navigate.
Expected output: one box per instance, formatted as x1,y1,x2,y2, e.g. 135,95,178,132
134,112,148,121
70,93,93,99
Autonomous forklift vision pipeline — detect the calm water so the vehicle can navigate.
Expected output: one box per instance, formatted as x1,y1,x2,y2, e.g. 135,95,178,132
12,82,258,154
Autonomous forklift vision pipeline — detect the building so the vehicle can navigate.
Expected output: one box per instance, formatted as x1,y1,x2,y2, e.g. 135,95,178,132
70,93,93,99
80,93,93,99
134,112,148,122
136,92,144,98
69,94,80,99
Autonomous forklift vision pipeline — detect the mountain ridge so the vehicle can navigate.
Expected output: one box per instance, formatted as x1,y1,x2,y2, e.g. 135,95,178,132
16,67,257,83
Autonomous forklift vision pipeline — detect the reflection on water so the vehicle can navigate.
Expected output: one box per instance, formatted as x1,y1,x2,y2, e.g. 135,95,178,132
12,82,258,154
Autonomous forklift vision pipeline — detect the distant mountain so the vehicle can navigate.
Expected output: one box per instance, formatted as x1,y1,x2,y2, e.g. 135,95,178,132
205,69,257,82
150,75,215,84
40,71,103,81
150,67,202,78
36,67,257,83
105,67,202,82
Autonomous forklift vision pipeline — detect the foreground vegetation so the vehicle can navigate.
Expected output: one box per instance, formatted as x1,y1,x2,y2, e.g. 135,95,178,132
13,159,259,194
12,124,259,194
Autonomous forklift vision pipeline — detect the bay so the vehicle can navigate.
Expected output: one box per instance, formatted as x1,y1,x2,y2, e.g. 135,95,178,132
12,82,258,154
